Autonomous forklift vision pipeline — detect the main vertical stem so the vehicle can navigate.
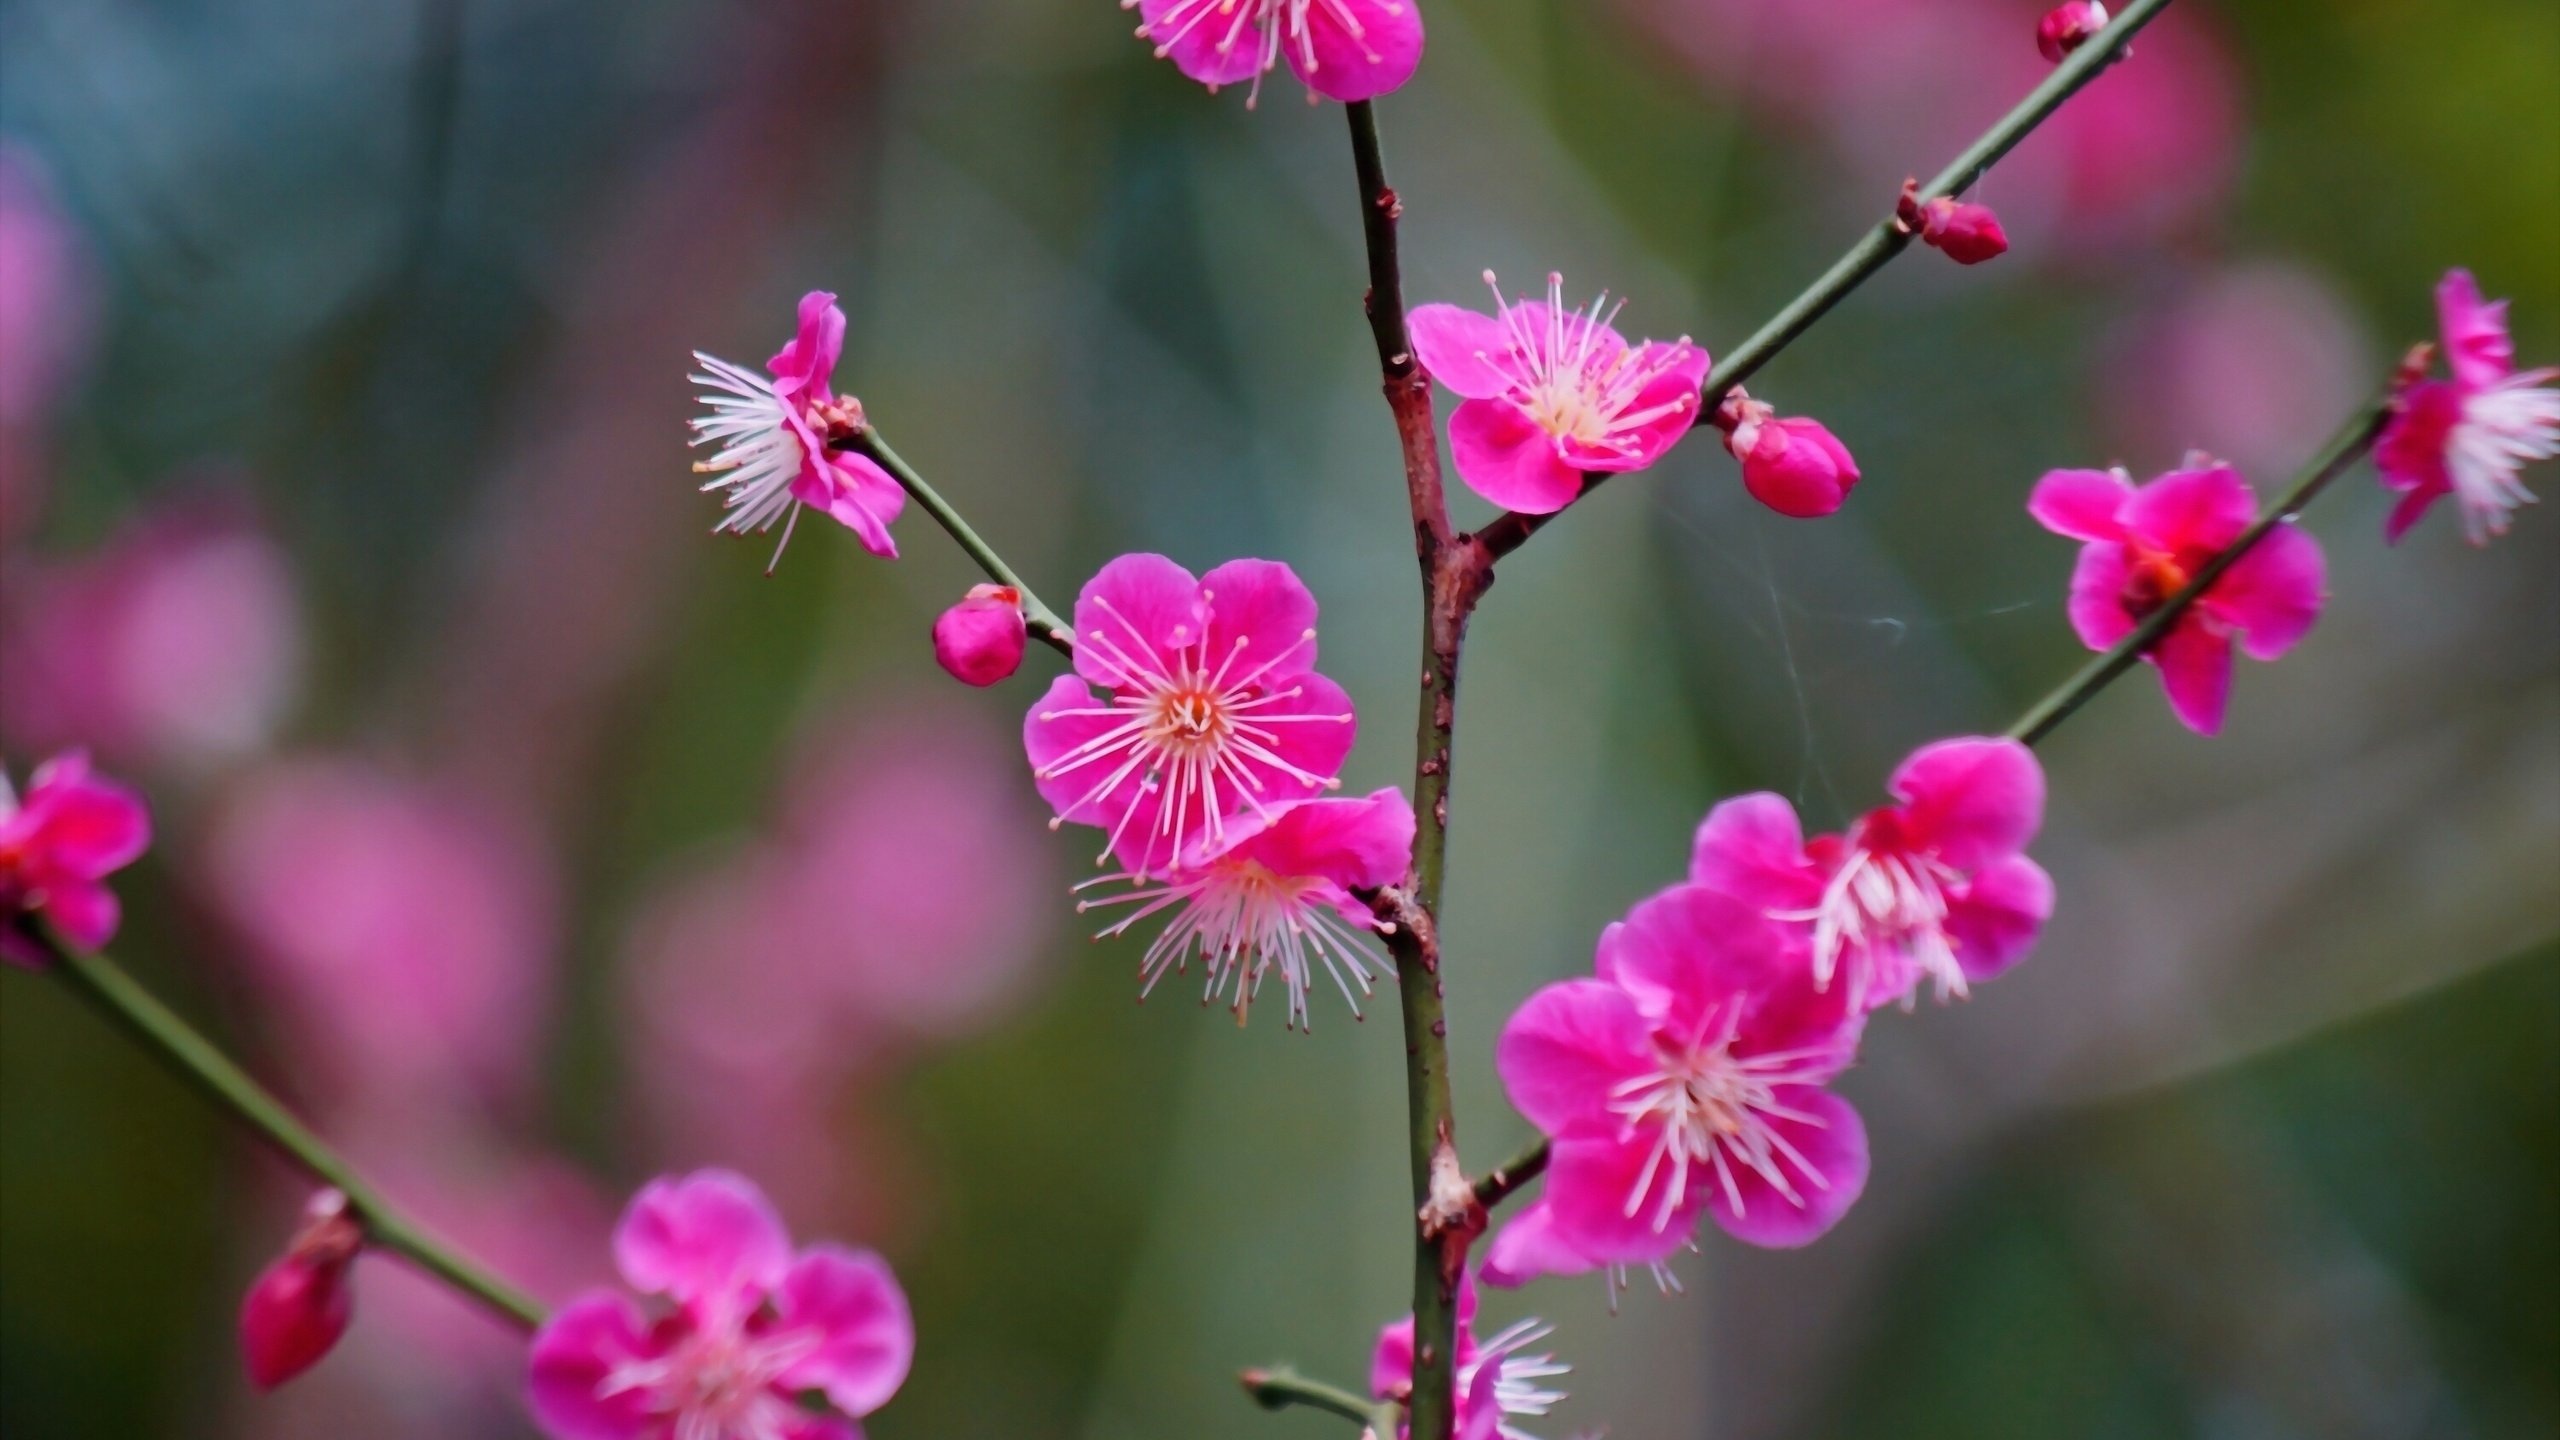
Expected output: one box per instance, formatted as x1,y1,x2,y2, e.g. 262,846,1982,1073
1347,98,1476,1440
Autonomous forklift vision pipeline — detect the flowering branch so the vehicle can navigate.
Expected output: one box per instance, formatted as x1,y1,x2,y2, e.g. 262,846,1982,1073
829,428,1074,653
1467,388,2393,1215
1346,96,1486,1440
16,922,548,1331
1242,1366,1402,1436
1473,0,2178,560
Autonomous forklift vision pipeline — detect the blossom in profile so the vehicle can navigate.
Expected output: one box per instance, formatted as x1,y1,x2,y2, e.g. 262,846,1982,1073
1409,272,1708,514
1719,394,1860,518
529,1170,912,1440
2375,269,2560,545
1691,737,2052,1011
932,584,1028,687
2029,459,2327,735
1496,885,1867,1258
690,291,905,570
1371,1274,1569,1440
2036,0,2108,62
1128,0,1424,107
0,750,149,965
1025,554,1356,878
240,1190,362,1392
1080,787,1411,1030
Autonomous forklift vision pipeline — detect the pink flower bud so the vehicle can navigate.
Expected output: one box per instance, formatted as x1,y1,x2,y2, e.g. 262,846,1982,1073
239,1190,360,1391
1919,198,2009,265
931,584,1027,687
2037,1,2109,62
1728,410,1861,519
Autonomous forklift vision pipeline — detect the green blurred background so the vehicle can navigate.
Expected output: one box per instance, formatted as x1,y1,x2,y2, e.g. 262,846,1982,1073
2,0,2554,1436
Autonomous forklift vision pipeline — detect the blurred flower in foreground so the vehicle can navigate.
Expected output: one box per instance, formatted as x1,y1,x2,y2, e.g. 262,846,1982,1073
2101,261,2376,482
0,749,150,964
240,1190,361,1392
1692,737,2050,1011
1496,885,1868,1263
206,759,557,1104
1371,1274,1570,1440
932,584,1027,687
1,491,303,770
691,291,905,570
0,144,96,544
1409,272,1706,515
2376,268,2560,545
529,1170,913,1440
1027,555,1356,877
1080,787,1412,1030
1128,0,1426,107
2030,459,2327,735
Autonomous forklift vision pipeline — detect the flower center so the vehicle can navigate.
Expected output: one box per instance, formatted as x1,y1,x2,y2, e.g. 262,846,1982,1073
1478,271,1697,455
1790,839,1968,1009
598,1313,821,1440
1605,1006,1836,1230
2120,539,2195,621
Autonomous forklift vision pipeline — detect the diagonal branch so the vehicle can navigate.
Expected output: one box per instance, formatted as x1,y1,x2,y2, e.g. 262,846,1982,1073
830,428,1075,653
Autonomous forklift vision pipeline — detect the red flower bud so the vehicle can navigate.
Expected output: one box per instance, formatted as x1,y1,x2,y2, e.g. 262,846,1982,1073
1724,400,1861,519
240,1190,361,1391
932,584,1028,687
2036,1,2109,63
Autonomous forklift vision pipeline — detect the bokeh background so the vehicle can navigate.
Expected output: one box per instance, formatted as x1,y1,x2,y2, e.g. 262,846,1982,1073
3,0,2555,1436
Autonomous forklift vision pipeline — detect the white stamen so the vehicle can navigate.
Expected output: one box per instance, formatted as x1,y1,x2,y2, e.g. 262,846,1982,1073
2448,368,2560,544
1606,1001,1839,1231
1473,270,1697,457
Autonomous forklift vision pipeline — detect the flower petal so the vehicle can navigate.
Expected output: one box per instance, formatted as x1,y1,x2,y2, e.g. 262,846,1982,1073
2026,467,2132,542
1603,882,1804,1042
1495,978,1652,1136
2123,462,2255,550
1135,0,1267,88
526,1293,661,1440
1687,792,1821,909
1540,1133,1707,1265
2209,523,2325,661
2153,616,2233,736
1291,0,1426,103
1886,736,2043,872
1071,553,1203,692
1477,1199,1599,1288
1369,1313,1416,1398
1702,1089,1868,1249
2436,268,2516,392
1198,558,1321,682
612,1169,792,1308
797,453,905,559
1447,398,1585,514
2064,542,2138,652
768,291,846,399
1023,673,1134,831
1945,855,2054,983
1218,788,1414,893
1407,304,1516,400
775,1246,915,1418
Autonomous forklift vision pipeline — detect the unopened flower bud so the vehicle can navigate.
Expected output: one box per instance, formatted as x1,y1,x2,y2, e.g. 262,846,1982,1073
1898,180,2009,265
932,584,1028,687
2036,1,2109,63
239,1190,361,1391
1726,403,1861,519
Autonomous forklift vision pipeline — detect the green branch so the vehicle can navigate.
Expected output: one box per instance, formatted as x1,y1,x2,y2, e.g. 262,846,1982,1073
836,428,1074,654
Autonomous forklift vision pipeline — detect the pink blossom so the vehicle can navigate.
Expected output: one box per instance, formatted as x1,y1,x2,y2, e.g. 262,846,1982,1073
0,750,149,965
2100,262,2375,481
2375,269,2560,545
1129,0,1425,106
931,584,1027,687
1409,272,1708,514
1025,554,1356,878
241,1190,362,1392
1080,786,1411,1030
1690,737,2052,1012
2036,0,2107,62
206,759,556,1104
2028,459,2327,735
528,1170,913,1440
0,491,303,768
1721,397,1860,518
1496,884,1868,1259
690,291,905,569
1371,1274,1569,1440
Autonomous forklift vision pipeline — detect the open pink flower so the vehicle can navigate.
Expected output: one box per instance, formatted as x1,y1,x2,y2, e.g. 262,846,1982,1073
2375,269,2560,545
1690,737,2052,1012
690,291,905,570
2029,459,2327,735
1025,554,1356,878
1497,884,1867,1259
1409,272,1708,514
0,750,149,965
1129,0,1424,106
529,1171,912,1440
1371,1274,1569,1440
1080,786,1410,1030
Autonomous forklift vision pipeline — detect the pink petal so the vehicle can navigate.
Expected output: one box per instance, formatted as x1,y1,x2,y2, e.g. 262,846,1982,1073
1477,1199,1598,1288
1565,340,1708,473
2208,522,2325,661
1602,883,1802,1042
2383,483,2443,545
1494,978,1652,1136
2064,542,2138,652
2123,462,2254,550
1135,0,1268,88
1369,1314,1416,1398
1944,855,2054,984
526,1293,660,1440
1070,553,1203,692
1290,0,1426,103
1540,1133,1707,1265
1885,736,2043,872
1687,792,1821,907
1107,671,1360,878
28,764,150,872
795,453,904,559
774,1246,915,1418
1023,673,1128,831
39,878,118,951
2436,268,2515,392
769,291,846,400
1407,304,1514,399
1220,788,1414,893
1447,397,1586,514
2026,467,2132,542
612,1170,792,1309
776,1417,862,1440
2153,616,2233,736
1199,557,1321,683
1702,1089,1868,1249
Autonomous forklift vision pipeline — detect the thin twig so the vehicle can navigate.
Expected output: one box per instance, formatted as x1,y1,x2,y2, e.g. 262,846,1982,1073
833,428,1074,653
1242,1367,1401,1434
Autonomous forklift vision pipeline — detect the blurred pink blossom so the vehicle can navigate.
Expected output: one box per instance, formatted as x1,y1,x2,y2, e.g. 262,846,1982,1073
205,758,557,1105
0,748,151,964
2376,268,2560,545
2036,0,2108,63
2103,262,2376,480
0,145,96,543
1,491,303,770
239,1190,361,1392
1371,1274,1570,1440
